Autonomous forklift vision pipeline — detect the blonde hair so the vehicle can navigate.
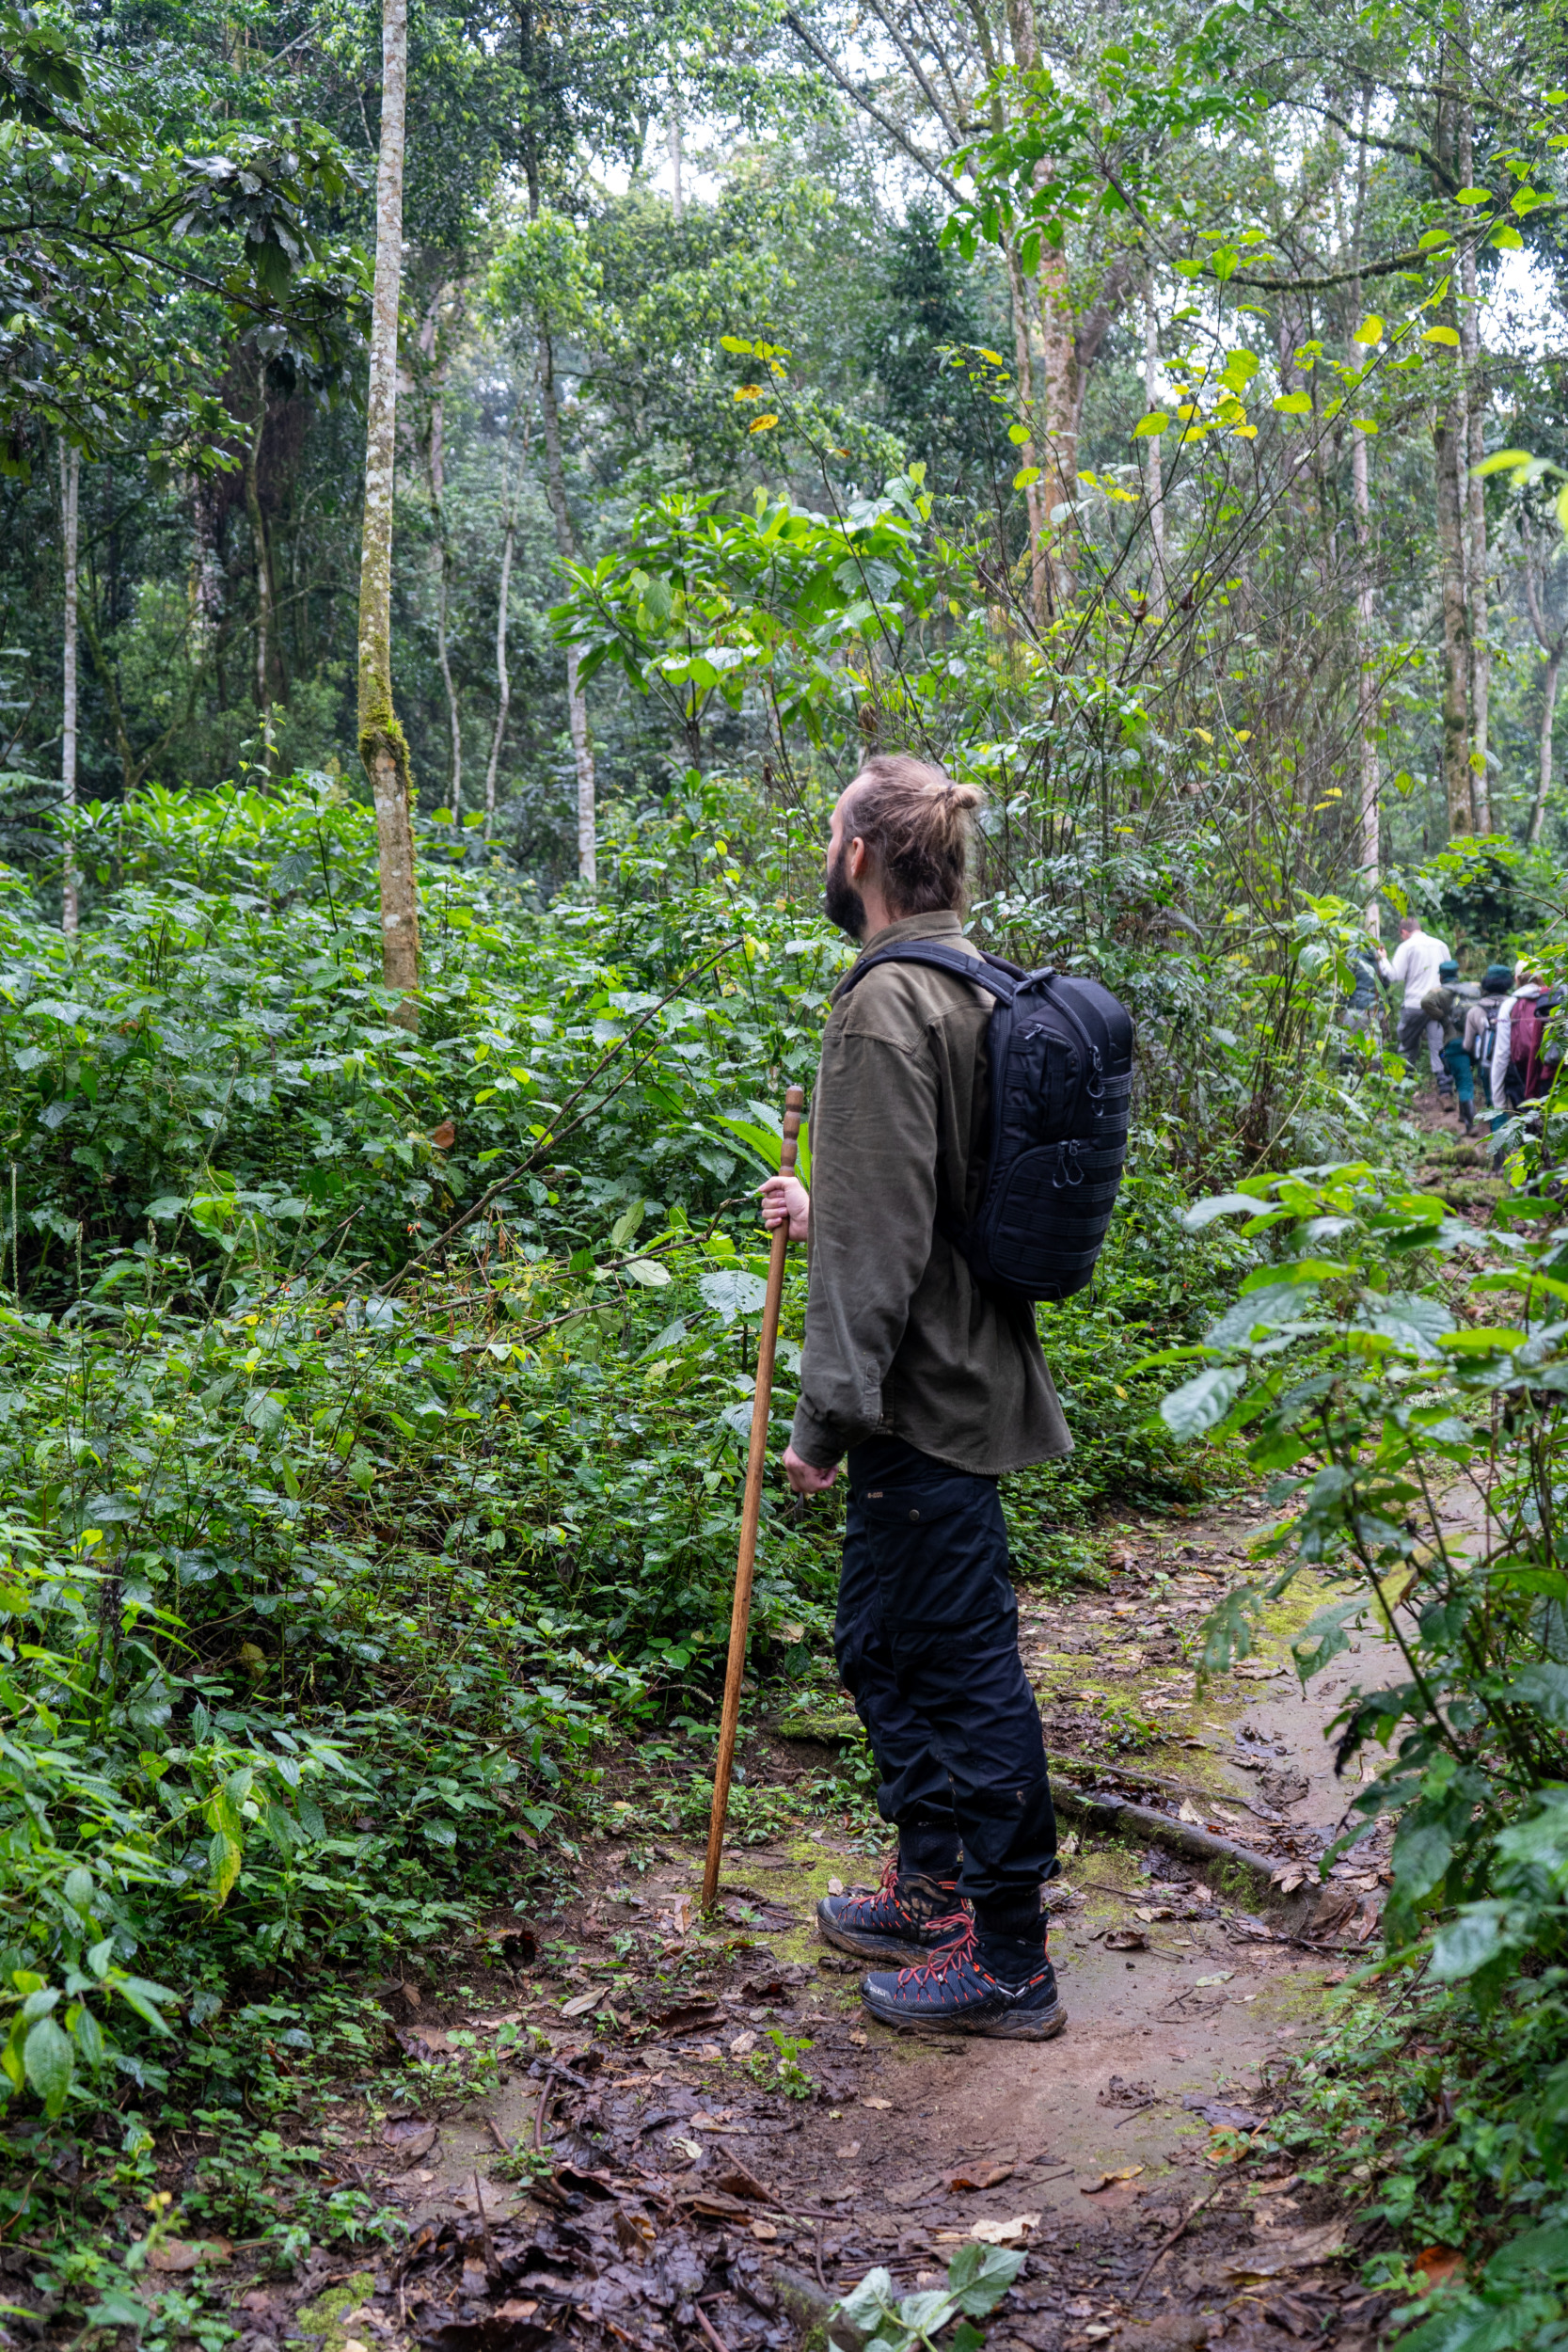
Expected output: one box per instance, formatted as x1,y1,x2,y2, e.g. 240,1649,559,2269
843,755,984,916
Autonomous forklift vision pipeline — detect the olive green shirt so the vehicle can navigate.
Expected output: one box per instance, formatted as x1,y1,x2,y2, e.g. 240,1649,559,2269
790,910,1073,1476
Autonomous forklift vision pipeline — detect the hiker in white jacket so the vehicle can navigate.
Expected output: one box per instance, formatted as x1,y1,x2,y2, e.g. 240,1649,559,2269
1379,914,1454,1090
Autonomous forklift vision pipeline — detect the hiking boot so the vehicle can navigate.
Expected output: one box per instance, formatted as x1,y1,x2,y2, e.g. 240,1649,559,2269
860,1921,1067,2041
816,1858,968,1966
1460,1102,1475,1135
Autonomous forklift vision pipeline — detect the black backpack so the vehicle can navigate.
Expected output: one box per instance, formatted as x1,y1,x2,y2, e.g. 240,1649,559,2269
836,941,1134,1303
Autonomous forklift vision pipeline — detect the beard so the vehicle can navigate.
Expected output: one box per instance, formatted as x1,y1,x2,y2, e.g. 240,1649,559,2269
824,838,867,938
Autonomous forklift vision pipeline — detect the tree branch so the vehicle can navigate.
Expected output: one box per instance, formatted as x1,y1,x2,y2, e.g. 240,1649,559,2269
781,9,964,201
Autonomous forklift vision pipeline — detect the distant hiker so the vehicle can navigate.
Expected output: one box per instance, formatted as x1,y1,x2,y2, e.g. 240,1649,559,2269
1490,961,1561,1128
1419,960,1476,1134
759,753,1069,2042
1379,913,1454,1096
1464,963,1513,1112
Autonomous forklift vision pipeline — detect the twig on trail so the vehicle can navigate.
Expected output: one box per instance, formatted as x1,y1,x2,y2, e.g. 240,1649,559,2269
813,2218,828,2290
693,2303,734,2352
473,2167,496,2270
533,2071,557,2150
485,2114,513,2155
1129,2175,1231,2304
1113,2104,1158,2125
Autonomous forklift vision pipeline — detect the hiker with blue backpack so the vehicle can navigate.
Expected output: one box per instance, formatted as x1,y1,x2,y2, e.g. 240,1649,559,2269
759,754,1132,2041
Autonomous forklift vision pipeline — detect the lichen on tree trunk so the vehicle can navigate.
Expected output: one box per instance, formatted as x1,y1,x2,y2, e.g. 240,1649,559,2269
356,0,420,1024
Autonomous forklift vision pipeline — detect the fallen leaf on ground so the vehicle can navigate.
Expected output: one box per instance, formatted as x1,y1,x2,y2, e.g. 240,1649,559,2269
1222,2221,1347,2279
1235,1661,1286,1679
862,2097,892,2109
1178,1800,1206,1824
970,2213,1041,2244
1098,2076,1154,2108
559,1989,602,2019
1105,1928,1148,1951
1192,1972,1235,1986
1415,2246,1465,2293
947,2161,1013,2190
728,2030,757,2057
827,1876,844,1895
750,2219,778,2242
1083,2167,1145,2195
148,2239,231,2273
836,2141,862,2160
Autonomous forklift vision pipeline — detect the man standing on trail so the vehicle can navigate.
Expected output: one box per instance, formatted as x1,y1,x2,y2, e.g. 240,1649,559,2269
1379,912,1454,1096
759,755,1071,2042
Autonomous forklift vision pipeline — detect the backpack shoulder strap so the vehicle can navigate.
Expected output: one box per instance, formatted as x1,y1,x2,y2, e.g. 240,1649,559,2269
836,940,1022,1005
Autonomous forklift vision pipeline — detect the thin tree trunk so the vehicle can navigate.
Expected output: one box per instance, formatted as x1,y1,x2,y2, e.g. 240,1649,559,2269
536,325,596,888
1353,426,1381,920
59,441,79,939
1144,284,1164,616
1457,89,1490,831
1006,0,1075,607
484,508,515,838
1003,240,1049,632
244,388,273,715
356,0,420,1021
1432,68,1472,839
1530,651,1562,849
1433,342,1472,836
426,392,462,816
483,396,528,839
668,81,684,220
1349,94,1379,930
1524,541,1566,849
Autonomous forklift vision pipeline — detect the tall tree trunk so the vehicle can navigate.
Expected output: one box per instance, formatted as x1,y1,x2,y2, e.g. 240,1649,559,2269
1457,90,1490,831
356,0,420,1022
59,441,80,940
1144,283,1164,615
536,326,596,888
426,392,462,816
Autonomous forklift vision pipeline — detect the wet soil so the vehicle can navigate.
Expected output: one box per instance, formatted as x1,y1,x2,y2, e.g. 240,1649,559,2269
235,1495,1419,2352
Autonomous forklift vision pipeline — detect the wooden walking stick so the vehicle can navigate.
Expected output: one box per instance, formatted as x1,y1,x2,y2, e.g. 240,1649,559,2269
702,1083,807,1910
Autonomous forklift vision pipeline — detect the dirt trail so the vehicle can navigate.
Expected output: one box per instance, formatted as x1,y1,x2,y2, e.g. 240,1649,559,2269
262,1494,1416,2352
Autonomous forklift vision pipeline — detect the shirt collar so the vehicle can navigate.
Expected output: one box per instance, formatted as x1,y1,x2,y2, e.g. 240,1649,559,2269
832,909,971,1003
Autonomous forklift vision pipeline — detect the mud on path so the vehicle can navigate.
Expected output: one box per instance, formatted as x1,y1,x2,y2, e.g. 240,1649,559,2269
255,1504,1407,2352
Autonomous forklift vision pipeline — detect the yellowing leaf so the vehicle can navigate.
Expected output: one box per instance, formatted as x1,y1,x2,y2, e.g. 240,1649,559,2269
1232,423,1259,438
733,384,762,402
1423,326,1461,347
748,415,779,433
1007,422,1031,445
1013,466,1040,489
208,1830,243,1911
1556,482,1568,535
1352,314,1385,345
1352,417,1379,434
1454,186,1493,206
1193,727,1214,745
1274,391,1312,415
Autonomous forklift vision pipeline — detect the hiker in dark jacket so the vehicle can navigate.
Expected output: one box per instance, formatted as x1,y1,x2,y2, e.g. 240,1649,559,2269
1420,960,1476,1133
759,753,1069,2042
1464,964,1513,1111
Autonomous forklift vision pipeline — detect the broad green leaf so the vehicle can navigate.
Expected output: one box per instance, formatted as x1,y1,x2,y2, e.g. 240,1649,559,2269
1509,1662,1568,1724
1430,1903,1506,1981
23,2014,72,2116
1161,1364,1246,1439
1132,412,1169,438
208,1829,243,1909
623,1259,671,1288
1422,326,1461,347
1473,450,1534,478
1180,1191,1267,1230
1273,392,1312,415
1488,2222,1568,2281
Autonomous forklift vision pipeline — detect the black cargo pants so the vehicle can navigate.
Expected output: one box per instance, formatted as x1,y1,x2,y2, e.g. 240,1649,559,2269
833,1435,1056,1930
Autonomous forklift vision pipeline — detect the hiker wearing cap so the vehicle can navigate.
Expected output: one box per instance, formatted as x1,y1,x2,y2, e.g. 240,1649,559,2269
1420,960,1476,1133
758,752,1070,2043
1379,913,1454,1095
1465,964,1514,1113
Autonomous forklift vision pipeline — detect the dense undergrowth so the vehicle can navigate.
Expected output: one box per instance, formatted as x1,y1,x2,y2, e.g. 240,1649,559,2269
0,771,1266,2312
